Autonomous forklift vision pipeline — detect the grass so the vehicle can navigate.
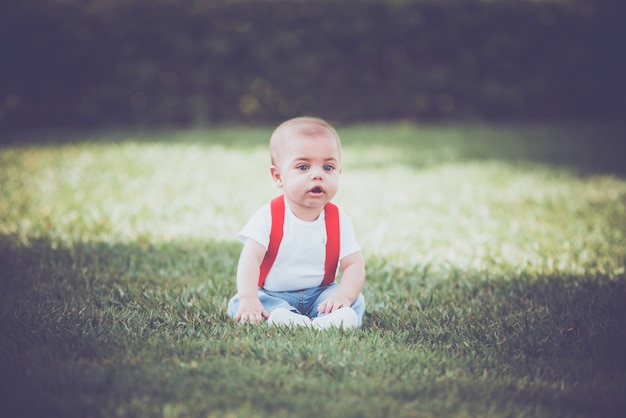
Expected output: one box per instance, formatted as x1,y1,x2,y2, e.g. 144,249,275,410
1,121,625,417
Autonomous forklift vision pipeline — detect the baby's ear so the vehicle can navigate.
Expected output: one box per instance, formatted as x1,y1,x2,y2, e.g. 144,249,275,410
270,165,283,187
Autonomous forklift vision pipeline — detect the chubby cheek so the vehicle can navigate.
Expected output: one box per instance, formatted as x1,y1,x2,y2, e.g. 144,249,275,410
286,176,309,191
327,175,340,189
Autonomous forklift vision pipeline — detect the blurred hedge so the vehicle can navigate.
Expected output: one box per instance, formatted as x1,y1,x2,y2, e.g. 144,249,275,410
1,0,624,131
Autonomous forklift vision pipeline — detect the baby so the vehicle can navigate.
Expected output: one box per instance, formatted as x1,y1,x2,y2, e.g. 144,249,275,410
227,117,366,329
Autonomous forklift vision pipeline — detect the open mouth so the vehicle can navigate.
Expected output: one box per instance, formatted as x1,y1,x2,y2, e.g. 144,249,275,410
310,186,324,194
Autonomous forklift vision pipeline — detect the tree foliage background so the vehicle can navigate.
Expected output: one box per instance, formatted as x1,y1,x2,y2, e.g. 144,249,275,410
1,0,624,132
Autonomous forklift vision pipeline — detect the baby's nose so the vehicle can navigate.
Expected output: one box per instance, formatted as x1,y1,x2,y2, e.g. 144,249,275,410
310,168,324,179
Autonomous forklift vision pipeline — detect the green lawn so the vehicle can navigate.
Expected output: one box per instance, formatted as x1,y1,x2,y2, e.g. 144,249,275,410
1,122,625,417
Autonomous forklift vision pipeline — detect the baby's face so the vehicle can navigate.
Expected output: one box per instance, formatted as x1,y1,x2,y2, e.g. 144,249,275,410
271,132,341,220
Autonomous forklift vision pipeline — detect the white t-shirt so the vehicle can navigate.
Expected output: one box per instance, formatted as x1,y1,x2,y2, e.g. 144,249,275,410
238,197,361,292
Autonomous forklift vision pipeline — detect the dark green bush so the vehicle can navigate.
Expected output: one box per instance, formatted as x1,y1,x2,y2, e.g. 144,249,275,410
1,0,623,131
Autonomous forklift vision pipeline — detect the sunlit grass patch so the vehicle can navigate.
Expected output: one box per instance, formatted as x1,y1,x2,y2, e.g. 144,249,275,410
341,161,625,276
1,122,625,417
0,141,273,245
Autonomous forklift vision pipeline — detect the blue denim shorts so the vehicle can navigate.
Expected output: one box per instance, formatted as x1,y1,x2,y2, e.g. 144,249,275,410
228,283,366,327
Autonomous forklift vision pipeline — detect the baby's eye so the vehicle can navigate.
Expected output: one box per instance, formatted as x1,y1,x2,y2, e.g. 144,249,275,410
297,164,309,171
324,165,335,171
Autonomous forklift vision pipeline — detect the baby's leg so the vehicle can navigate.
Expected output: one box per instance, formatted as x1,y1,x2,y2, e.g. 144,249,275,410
310,284,366,327
227,289,293,319
228,289,311,327
259,289,313,327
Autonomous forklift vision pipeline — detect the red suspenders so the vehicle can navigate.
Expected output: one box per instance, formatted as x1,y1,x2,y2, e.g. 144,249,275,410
258,197,285,287
257,196,340,288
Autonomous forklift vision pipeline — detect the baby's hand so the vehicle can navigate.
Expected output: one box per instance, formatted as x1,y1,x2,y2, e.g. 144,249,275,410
317,294,352,314
236,297,269,324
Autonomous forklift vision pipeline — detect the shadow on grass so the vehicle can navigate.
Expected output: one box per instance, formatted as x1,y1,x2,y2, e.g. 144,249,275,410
0,236,241,417
344,121,626,177
364,259,626,416
2,122,625,177
1,236,625,416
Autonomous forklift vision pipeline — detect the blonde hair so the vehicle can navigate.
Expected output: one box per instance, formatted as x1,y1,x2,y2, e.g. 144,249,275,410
269,117,341,166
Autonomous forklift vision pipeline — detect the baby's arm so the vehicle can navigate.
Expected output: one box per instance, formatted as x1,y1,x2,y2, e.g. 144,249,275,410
235,239,269,323
318,251,366,314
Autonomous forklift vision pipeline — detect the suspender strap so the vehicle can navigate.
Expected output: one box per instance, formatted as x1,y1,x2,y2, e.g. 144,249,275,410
257,196,341,288
322,202,340,286
258,196,285,287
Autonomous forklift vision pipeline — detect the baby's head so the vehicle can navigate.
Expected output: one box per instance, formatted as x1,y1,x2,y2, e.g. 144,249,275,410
269,117,341,168
268,117,342,218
